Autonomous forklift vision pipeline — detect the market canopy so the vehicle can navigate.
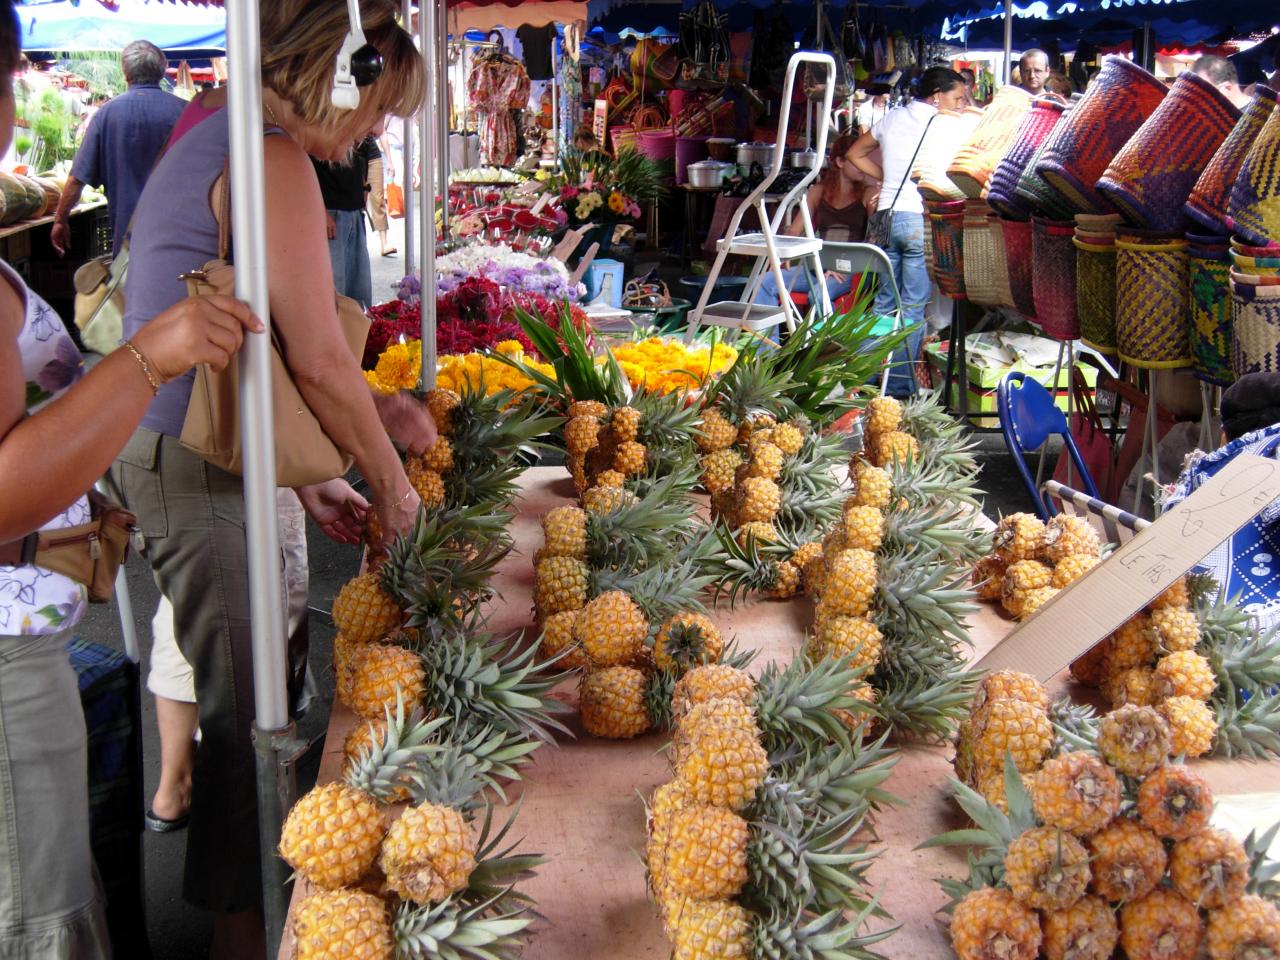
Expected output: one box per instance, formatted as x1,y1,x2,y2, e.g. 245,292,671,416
18,0,226,53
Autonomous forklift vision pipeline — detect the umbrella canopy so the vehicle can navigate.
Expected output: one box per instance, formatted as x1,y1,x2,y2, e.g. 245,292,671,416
19,0,226,53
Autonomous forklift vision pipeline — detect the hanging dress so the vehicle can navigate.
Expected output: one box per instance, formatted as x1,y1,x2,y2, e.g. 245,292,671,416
468,53,532,167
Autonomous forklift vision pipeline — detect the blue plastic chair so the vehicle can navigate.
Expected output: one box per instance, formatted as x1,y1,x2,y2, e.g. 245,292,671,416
997,371,1100,520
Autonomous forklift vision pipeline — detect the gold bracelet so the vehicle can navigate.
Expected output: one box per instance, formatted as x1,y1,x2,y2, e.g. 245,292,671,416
385,486,414,510
122,340,162,396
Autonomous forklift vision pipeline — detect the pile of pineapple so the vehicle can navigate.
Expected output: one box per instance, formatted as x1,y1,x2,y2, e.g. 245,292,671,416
860,394,920,470
971,512,1102,622
938,727,1280,960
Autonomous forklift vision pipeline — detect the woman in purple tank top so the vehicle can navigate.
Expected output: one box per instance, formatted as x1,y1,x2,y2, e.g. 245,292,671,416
108,2,434,955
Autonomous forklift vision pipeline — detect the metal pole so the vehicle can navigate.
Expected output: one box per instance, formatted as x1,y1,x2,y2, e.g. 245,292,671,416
420,0,439,389
436,0,450,240
1002,0,1014,84
402,0,416,276
225,0,294,952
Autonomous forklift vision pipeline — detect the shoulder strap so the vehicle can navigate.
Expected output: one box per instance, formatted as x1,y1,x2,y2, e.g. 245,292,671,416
886,110,935,212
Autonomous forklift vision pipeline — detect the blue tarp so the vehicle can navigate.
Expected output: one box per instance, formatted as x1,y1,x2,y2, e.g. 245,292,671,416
19,0,226,54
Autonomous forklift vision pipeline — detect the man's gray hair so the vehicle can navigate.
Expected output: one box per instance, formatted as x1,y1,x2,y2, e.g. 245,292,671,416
121,40,167,86
1191,54,1237,87
1019,48,1049,69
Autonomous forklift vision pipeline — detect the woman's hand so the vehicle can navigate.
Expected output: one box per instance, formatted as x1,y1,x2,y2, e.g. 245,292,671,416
372,390,438,458
296,478,368,545
373,483,421,546
131,294,264,382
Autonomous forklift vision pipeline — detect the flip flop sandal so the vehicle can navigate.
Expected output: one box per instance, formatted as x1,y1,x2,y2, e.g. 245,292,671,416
145,808,190,833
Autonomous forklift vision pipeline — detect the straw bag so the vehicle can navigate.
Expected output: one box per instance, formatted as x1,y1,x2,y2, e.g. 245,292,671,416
623,277,672,309
912,108,982,202
180,168,370,487
1115,231,1192,369
1073,235,1117,355
987,97,1067,220
986,213,1015,309
73,249,127,355
1229,103,1280,247
1231,280,1280,377
946,85,1034,199
1185,84,1276,236
961,202,1000,308
1097,71,1239,233
1000,216,1036,319
1188,239,1233,386
926,199,967,299
1031,217,1078,341
1015,122,1078,222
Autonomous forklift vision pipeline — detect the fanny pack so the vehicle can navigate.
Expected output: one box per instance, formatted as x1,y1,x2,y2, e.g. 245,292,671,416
0,490,140,603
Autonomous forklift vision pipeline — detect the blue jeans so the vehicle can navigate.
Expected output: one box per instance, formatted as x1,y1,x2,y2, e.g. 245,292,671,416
753,264,853,310
327,209,373,309
874,211,929,397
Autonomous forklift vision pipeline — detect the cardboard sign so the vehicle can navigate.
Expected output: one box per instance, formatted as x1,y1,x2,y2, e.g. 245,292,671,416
593,98,608,149
975,453,1280,681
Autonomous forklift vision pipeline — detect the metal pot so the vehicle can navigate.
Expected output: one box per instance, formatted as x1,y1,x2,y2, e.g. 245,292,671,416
687,160,734,189
791,148,819,170
736,141,774,173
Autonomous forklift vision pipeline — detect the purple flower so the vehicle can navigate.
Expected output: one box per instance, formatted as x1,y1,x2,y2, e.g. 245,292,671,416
396,274,422,305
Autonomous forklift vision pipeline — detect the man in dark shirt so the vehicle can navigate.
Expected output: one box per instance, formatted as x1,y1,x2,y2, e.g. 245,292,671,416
51,40,185,258
312,136,378,308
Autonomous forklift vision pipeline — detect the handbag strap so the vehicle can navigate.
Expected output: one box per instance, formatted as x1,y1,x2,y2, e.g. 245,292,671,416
215,156,232,261
884,111,934,214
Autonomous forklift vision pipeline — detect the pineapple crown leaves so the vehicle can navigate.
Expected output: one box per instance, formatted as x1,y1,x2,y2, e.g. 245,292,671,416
590,554,716,623
1200,593,1280,696
754,736,899,828
417,632,575,745
1244,822,1280,900
883,457,982,509
392,889,535,960
878,501,988,564
750,900,900,960
702,351,798,425
706,521,797,607
866,668,976,742
1209,684,1280,760
440,719,543,798
504,304,631,406
451,385,563,458
346,693,450,801
628,387,702,456
753,654,872,755
583,471,701,570
462,799,546,906
874,549,977,652
1048,698,1100,754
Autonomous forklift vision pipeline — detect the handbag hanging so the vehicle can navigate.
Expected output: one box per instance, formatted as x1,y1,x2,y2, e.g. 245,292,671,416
866,113,935,248
73,249,128,355
179,162,370,487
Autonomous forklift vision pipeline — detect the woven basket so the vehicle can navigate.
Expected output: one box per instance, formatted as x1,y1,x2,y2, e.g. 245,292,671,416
1098,71,1240,232
1016,125,1079,221
947,86,1035,199
1001,216,1036,318
923,217,937,284
610,125,639,155
913,108,983,202
1032,217,1079,340
1189,245,1234,385
987,97,1069,219
1074,236,1117,354
1229,103,1280,247
927,200,967,299
1231,280,1280,377
1186,85,1277,236
963,202,1001,307
1036,56,1168,216
1115,231,1192,368
987,213,1015,309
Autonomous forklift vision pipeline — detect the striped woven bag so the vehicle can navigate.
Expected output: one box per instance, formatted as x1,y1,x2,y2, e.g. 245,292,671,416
1186,85,1276,236
1115,231,1192,369
1229,104,1280,247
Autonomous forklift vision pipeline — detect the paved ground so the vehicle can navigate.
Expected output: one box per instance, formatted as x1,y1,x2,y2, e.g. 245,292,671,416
73,219,1044,958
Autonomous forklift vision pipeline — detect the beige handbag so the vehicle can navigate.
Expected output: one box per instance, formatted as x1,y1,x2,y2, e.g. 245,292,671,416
73,249,128,355
178,163,369,487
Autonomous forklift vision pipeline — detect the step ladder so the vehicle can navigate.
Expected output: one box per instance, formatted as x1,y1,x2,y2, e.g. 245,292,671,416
685,51,837,341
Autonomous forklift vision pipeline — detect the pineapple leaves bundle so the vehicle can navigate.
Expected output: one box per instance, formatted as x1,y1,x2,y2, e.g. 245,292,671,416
506,305,631,406
393,890,535,960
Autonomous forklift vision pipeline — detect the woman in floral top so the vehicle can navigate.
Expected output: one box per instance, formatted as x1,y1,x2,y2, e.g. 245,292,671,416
0,2,263,952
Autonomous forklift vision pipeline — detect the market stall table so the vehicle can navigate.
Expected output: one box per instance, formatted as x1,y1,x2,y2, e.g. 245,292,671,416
278,467,1280,959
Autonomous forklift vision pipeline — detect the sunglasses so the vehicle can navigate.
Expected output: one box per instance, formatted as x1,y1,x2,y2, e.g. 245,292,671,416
351,42,384,87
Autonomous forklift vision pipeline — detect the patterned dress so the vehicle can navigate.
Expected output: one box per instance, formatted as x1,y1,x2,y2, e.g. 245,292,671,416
469,54,531,167
0,258,88,636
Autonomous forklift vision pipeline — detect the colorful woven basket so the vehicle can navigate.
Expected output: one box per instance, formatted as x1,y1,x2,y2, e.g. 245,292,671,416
987,213,1015,309
1189,243,1234,386
1186,85,1277,236
1229,103,1280,247
1036,56,1168,216
987,97,1068,219
1015,121,1080,221
1115,230,1192,368
912,108,983,202
947,85,1034,200
923,216,937,284
927,199,967,299
1001,216,1036,318
1098,72,1239,232
962,201,1001,308
1074,235,1117,354
1032,217,1079,340
1231,280,1280,377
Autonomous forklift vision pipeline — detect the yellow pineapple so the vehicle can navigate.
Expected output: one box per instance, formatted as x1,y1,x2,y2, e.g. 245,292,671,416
1158,696,1218,757
1151,576,1191,611
738,413,776,445
332,571,402,644
970,697,1054,776
293,889,392,960
671,698,758,767
1031,751,1122,837
1104,667,1159,709
1088,816,1167,902
646,780,694,890
840,505,885,551
539,609,591,671
972,555,1009,601
582,485,637,514
662,804,749,900
790,541,823,573
613,439,648,476
533,555,589,615
821,548,878,617
1070,641,1109,687
735,520,778,548
975,670,1051,713
1206,896,1280,960
1169,827,1249,909
279,782,386,889
695,407,738,453
565,415,601,458
993,513,1047,563
1041,514,1101,563
405,458,445,510
568,399,608,419
735,476,781,523
1020,586,1059,619
1137,765,1214,840
769,421,804,457
1104,615,1157,673
670,664,755,723
745,441,784,480
950,887,1041,960
762,560,801,599
1150,605,1201,653
611,405,641,442
655,612,724,673
541,505,588,559
573,590,648,668
1153,651,1216,701
422,436,454,475
1052,553,1099,589
1001,560,1053,618
815,616,883,674
675,718,768,811
347,643,426,720
1040,894,1118,960
701,449,742,496
1097,705,1171,777
1119,888,1204,960
1004,826,1091,911
801,551,827,597
595,469,625,488
424,388,460,436
670,899,751,959
380,802,476,904
580,667,651,739
864,395,903,437
872,430,919,468
847,461,892,509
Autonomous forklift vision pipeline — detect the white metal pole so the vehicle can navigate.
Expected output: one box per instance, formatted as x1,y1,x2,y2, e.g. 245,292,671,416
420,0,439,388
436,0,450,240
225,0,292,950
402,0,416,276
1003,0,1014,84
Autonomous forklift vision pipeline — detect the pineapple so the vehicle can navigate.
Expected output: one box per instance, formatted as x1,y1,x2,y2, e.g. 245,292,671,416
1151,576,1191,611
701,449,743,496
646,779,694,890
992,513,1046,563
1087,816,1168,902
1020,586,1058,619
670,664,755,723
745,441,784,480
613,439,648,476
1001,560,1053,618
424,388,460,435
840,505,885,552
1041,514,1101,563
1119,888,1205,960
533,555,589,615
582,485,637,514
1030,751,1122,837
580,667,652,739
1159,696,1218,757
675,719,768,811
1206,896,1280,960
820,548,878,617
565,415,601,458
1052,553,1098,589
422,437,453,475
735,521,778,548
1169,827,1249,909
573,590,649,668
332,571,402,644
1153,651,1216,701
790,541,822,573
380,803,476,904
655,612,724,673
611,405,641,442
769,421,804,457
1070,641,1109,687
950,887,1041,960
662,804,749,900
1003,826,1091,911
800,552,827,597
864,395,903,437
539,610,591,671
347,643,426,720
695,407,737,453
405,459,445,510
814,616,883,673
975,670,1050,713
293,889,392,960
1137,765,1214,840
670,899,751,959
872,430,919,468
762,560,800,599
1150,605,1201,653
1097,705,1171,777
972,556,1009,602
1105,615,1157,672
974,765,1035,815
595,469,625,488
1104,666,1158,709
970,698,1054,776
735,476,781,523
541,505,588,559
671,699,759,767
1040,894,1119,960
568,399,608,419
847,462,892,509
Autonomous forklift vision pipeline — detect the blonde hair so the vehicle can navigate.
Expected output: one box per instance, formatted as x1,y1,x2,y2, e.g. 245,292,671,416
261,0,425,130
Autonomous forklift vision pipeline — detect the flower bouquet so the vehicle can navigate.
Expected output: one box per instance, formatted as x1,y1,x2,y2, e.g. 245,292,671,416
545,149,667,255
